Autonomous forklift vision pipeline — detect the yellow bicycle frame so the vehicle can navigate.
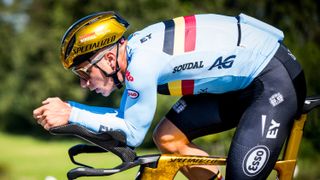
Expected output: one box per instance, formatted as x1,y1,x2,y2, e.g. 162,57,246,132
274,114,307,180
139,114,308,180
140,155,226,180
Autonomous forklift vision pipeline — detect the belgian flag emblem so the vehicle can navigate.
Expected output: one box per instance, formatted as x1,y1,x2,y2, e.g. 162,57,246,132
162,15,196,55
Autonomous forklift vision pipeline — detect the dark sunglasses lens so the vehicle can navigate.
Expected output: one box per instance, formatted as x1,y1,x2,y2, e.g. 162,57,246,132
74,69,90,80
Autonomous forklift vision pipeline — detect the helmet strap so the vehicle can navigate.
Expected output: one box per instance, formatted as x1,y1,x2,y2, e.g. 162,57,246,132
112,42,123,89
98,42,123,89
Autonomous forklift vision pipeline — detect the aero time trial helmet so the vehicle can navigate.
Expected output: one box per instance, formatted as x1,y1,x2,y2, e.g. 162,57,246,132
60,11,129,69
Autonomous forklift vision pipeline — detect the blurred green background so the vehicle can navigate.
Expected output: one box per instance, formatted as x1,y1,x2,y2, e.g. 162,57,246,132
0,0,319,179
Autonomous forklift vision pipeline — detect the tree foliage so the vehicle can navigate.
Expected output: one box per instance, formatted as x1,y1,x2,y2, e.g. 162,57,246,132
0,0,319,148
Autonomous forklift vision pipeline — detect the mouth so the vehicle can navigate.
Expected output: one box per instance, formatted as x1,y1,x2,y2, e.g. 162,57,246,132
94,88,101,94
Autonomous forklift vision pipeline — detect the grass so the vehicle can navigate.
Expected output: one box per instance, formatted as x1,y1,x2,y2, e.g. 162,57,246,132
0,132,152,180
1,132,320,180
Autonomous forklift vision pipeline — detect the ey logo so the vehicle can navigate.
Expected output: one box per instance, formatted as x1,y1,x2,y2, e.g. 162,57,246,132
261,115,281,139
140,33,152,43
208,55,236,70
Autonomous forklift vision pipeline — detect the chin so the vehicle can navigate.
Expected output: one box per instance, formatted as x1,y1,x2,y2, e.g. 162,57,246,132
101,92,110,97
101,89,113,97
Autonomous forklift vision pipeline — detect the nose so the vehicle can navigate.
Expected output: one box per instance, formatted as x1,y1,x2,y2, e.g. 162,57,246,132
80,78,90,88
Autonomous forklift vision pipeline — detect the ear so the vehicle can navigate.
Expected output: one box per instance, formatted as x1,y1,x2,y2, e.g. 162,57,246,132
104,51,116,68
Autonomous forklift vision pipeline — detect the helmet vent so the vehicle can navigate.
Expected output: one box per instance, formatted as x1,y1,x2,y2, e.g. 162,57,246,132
65,36,76,59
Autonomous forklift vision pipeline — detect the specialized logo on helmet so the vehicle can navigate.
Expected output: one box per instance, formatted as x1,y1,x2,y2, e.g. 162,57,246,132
242,145,270,177
73,35,116,54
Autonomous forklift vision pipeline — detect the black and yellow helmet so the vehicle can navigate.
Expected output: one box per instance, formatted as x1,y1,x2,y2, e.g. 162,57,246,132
60,11,129,69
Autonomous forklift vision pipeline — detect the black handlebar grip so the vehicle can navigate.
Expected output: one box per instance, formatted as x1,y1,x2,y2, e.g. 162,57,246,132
67,167,120,179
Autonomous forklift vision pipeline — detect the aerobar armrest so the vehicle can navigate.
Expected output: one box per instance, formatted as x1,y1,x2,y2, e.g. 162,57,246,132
49,124,137,179
49,124,136,162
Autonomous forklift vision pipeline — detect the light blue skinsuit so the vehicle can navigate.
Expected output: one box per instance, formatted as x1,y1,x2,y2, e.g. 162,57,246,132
68,13,284,147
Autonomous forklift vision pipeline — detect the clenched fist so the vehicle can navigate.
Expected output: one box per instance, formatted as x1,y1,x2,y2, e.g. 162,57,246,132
33,97,71,130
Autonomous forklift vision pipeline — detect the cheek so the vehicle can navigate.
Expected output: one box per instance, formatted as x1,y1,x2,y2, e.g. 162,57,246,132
100,76,113,86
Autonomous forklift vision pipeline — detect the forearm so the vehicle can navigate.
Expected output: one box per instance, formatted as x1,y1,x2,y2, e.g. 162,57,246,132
68,101,144,147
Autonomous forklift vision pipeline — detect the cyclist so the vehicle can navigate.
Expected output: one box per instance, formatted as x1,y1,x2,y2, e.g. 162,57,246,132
33,11,306,179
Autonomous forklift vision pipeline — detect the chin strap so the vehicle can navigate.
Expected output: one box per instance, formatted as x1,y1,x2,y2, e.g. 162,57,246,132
112,68,123,89
112,42,123,89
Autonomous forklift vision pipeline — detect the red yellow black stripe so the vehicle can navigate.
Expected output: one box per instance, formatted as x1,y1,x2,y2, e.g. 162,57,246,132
162,15,196,55
157,80,195,96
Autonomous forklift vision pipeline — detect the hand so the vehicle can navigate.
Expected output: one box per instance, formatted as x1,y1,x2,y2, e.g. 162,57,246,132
33,97,72,130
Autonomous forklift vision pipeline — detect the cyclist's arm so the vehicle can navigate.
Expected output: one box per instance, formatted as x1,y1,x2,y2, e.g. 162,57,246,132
67,82,157,148
68,101,123,131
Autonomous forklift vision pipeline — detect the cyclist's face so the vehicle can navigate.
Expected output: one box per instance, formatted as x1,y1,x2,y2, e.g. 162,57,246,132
77,51,117,97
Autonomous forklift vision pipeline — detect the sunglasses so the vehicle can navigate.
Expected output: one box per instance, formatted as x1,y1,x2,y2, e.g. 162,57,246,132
72,44,117,80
